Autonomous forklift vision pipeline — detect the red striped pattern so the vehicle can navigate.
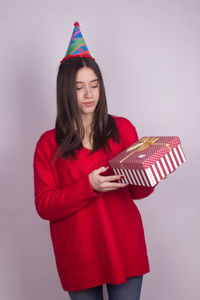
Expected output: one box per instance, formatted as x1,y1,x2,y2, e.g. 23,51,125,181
113,145,186,187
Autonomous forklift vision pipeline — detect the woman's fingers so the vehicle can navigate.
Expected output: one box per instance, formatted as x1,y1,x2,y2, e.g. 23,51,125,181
89,165,129,192
100,174,124,182
101,181,128,189
95,166,109,175
94,166,124,182
99,173,129,191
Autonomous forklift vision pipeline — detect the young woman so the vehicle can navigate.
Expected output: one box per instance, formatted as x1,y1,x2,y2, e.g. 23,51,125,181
33,23,155,300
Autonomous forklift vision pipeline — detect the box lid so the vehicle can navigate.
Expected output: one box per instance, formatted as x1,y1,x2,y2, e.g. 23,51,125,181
109,136,181,169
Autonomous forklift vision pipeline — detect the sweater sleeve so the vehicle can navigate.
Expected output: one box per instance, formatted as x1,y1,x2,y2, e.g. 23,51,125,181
122,118,155,200
33,133,102,221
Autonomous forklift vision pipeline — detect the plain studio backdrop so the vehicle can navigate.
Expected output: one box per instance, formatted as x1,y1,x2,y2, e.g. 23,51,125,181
0,0,199,299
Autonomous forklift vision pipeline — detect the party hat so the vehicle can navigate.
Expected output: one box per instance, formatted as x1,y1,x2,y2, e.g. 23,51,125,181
60,22,95,63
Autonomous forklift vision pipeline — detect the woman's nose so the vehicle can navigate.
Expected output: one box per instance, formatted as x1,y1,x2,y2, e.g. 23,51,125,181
84,86,92,97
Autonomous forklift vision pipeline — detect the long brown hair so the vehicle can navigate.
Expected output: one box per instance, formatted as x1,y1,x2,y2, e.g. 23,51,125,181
54,57,120,161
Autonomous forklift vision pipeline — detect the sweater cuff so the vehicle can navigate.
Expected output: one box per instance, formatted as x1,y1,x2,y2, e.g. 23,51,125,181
85,175,103,198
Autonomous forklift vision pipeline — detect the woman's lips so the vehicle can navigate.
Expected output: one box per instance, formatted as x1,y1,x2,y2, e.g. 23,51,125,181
83,101,95,107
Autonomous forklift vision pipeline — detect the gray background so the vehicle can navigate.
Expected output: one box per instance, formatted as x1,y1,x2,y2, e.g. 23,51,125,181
0,0,199,299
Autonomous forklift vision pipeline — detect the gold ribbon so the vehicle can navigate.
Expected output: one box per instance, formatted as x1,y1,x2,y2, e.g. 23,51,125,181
120,137,171,168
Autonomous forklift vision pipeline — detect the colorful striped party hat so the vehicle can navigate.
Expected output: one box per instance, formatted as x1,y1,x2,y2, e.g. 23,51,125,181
60,22,95,63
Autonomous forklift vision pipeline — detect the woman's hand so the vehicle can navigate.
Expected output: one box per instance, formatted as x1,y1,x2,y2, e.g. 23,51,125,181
89,166,128,193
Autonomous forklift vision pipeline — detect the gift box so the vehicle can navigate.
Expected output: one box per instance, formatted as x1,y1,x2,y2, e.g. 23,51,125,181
109,136,186,187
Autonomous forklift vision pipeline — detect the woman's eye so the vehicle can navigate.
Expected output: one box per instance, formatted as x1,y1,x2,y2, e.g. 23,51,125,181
76,85,98,91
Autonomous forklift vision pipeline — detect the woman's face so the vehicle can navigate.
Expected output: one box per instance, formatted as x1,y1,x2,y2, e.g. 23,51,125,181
75,66,99,118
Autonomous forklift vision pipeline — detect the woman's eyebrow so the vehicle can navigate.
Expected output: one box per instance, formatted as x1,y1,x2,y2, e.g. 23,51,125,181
75,79,99,84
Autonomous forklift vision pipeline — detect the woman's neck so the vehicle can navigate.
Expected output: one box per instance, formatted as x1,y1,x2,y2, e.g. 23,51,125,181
81,114,94,147
81,114,93,130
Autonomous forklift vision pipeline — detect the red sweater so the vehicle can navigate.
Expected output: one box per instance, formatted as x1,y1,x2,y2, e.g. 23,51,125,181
33,115,155,292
